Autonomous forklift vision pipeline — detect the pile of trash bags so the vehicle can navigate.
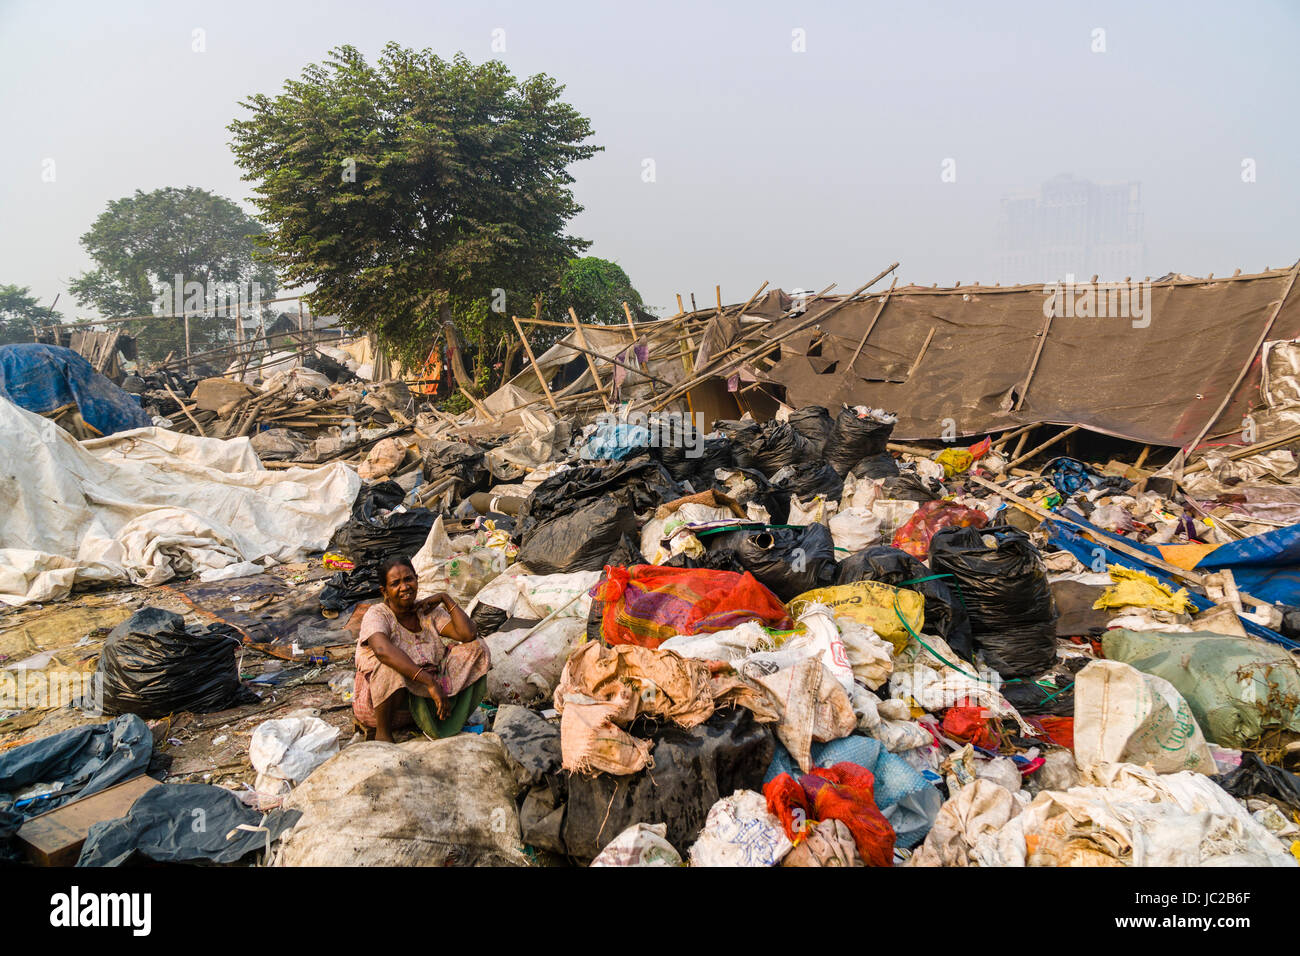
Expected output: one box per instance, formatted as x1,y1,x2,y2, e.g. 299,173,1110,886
14,399,1300,870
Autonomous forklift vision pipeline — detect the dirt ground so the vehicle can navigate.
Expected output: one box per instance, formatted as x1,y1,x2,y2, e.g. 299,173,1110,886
0,568,362,794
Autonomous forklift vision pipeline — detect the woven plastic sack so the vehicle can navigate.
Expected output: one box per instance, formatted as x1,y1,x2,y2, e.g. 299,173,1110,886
589,565,793,649
787,581,924,655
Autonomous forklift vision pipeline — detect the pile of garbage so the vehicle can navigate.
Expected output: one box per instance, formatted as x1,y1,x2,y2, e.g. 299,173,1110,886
5,393,1300,869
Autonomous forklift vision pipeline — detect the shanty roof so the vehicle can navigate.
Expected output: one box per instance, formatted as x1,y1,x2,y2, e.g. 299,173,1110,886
754,266,1300,447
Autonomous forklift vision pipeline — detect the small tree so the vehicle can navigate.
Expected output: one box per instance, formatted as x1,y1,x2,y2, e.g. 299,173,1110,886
229,44,600,386
69,186,277,361
0,284,60,345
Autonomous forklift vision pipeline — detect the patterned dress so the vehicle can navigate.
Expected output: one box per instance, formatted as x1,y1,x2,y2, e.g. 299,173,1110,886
352,602,490,728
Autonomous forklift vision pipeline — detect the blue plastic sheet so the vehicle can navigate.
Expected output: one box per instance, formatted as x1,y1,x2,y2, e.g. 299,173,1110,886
1043,517,1299,650
0,343,151,436
578,422,651,461
1185,523,1300,611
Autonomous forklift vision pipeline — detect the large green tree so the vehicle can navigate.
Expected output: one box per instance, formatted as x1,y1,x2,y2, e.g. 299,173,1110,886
0,284,61,345
228,44,600,384
69,186,278,361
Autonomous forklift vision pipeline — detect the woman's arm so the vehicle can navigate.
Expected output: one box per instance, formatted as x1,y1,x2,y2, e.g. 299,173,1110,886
419,592,477,642
366,631,449,714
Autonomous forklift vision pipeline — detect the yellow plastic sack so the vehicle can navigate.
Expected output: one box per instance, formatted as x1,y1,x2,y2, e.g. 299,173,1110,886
1092,565,1191,614
787,581,924,654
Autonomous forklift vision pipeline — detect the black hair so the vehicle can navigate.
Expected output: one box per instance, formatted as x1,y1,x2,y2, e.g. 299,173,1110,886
378,554,417,588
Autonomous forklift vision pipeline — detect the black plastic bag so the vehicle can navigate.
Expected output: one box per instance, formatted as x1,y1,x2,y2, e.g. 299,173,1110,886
470,602,510,636
421,439,490,499
716,420,763,470
496,705,775,863
97,608,258,718
517,497,637,574
319,565,381,613
326,481,437,566
705,523,837,601
660,436,733,485
827,406,896,476
1002,676,1074,716
522,456,682,530
1213,752,1300,813
836,545,973,659
771,461,844,502
851,451,900,479
880,471,942,502
787,406,835,456
928,526,1058,679
747,422,815,478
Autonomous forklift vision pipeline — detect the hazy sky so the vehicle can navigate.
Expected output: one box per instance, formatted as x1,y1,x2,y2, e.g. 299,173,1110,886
2,0,1297,320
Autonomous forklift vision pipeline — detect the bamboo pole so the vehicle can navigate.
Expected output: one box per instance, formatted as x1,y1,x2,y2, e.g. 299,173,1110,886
991,422,1038,451
163,381,207,437
459,387,499,424
1004,424,1080,470
511,316,558,410
847,277,897,373
1014,309,1055,411
569,308,613,412
650,265,897,413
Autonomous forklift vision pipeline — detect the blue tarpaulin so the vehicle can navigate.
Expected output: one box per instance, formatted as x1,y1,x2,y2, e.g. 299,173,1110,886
0,343,151,436
1042,516,1300,650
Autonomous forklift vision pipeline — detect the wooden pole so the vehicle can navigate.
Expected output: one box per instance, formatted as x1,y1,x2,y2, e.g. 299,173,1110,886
968,473,1273,611
847,277,897,373
649,267,897,413
569,307,613,412
459,387,500,424
1186,257,1300,454
991,421,1038,451
622,301,638,342
1014,309,1055,411
511,316,558,410
1004,424,1080,470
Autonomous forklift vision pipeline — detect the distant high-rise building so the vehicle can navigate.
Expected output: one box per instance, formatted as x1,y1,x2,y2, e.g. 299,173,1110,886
996,174,1144,284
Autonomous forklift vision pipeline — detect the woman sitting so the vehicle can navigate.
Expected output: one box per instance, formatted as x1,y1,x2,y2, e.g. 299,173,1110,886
353,554,490,742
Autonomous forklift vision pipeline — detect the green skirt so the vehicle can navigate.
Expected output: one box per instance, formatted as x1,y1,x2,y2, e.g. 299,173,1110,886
407,676,487,739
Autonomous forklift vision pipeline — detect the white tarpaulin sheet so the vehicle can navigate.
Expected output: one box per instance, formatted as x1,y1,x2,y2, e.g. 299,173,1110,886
0,397,361,606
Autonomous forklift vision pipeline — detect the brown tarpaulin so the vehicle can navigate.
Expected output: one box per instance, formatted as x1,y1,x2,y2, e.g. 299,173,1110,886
759,269,1300,447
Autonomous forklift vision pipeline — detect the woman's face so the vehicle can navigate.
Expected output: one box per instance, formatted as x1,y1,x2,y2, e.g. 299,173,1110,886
382,563,419,610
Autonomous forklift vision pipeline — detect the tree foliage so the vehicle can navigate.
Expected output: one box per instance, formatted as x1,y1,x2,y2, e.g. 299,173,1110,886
0,284,61,345
553,256,647,324
69,186,277,361
228,44,601,376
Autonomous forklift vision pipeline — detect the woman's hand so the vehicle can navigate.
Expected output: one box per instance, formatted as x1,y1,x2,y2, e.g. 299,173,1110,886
413,666,449,718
